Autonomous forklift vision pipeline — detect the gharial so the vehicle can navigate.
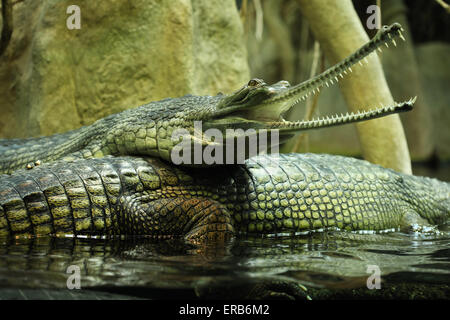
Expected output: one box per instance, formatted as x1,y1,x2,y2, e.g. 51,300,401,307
0,23,448,241
1,23,411,172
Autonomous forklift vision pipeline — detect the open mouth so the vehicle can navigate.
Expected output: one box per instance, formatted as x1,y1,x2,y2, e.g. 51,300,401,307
211,23,415,135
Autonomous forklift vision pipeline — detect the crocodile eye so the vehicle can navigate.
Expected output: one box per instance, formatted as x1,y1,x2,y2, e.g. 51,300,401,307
247,79,263,87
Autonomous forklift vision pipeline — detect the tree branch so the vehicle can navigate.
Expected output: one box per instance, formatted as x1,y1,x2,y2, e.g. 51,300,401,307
435,0,450,13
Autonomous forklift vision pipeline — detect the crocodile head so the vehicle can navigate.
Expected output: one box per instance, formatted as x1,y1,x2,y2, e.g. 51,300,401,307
106,23,415,165
202,23,412,136
167,23,412,164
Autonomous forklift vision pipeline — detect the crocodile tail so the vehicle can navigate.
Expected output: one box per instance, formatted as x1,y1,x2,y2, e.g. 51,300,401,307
0,125,97,174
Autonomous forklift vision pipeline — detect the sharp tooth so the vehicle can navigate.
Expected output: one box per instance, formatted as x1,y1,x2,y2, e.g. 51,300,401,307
385,42,389,48
349,67,352,72
339,73,344,79
330,79,334,84
359,61,363,66
388,34,392,39
378,47,382,53
343,70,348,75
317,87,320,92
392,39,397,47
334,76,338,82
399,31,406,42
325,81,329,87
364,57,369,64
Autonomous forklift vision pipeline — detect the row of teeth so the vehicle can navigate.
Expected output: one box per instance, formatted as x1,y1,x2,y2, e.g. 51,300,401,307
292,28,406,105
282,97,415,128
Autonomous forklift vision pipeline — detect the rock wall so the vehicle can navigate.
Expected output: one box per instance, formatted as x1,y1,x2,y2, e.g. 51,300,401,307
0,0,249,138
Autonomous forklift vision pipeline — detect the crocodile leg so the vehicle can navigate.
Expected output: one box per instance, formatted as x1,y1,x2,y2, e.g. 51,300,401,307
118,195,235,243
400,210,441,234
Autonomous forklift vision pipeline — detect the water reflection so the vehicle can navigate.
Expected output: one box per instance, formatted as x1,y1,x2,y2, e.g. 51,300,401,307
0,229,448,299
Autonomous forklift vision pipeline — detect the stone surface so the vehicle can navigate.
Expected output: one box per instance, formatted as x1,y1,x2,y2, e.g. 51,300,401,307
0,0,249,138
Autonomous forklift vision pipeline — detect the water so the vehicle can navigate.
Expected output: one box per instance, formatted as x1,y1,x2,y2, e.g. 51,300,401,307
0,228,448,299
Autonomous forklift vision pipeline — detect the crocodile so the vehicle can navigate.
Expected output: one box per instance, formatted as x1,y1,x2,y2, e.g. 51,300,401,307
0,153,448,241
0,23,412,173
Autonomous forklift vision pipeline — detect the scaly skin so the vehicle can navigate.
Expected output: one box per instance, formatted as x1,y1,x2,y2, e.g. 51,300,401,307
0,154,448,241
0,23,412,173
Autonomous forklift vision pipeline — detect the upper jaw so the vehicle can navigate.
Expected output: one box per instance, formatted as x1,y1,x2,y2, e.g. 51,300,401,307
260,23,406,112
206,23,411,133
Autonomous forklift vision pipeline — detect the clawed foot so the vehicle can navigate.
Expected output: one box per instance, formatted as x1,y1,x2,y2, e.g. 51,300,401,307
409,223,442,235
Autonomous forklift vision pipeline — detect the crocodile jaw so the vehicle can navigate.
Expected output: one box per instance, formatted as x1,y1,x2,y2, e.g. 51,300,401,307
260,23,406,118
208,23,409,135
